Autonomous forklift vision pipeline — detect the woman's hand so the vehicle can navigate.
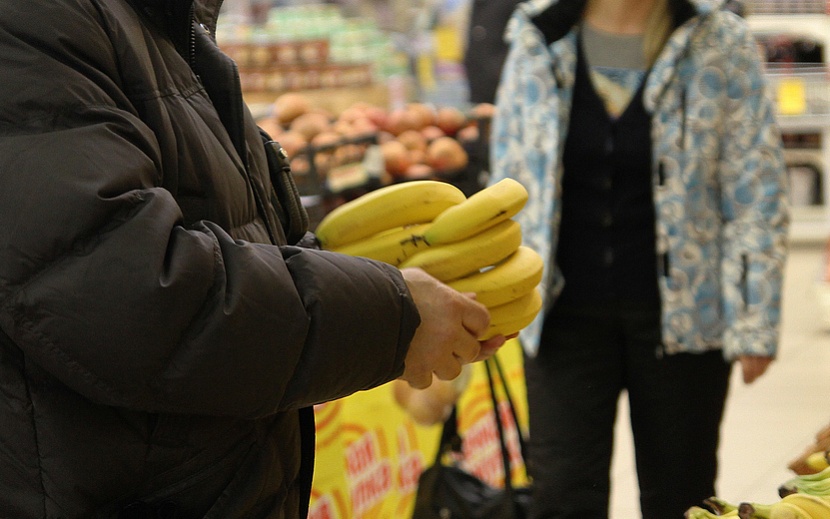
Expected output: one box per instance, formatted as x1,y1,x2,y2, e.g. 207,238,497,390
739,355,773,384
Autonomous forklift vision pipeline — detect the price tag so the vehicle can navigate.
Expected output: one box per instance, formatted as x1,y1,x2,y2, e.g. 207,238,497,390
433,25,463,62
417,54,436,90
777,77,807,116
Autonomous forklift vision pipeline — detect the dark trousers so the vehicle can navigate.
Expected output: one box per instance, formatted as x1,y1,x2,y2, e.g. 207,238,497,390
523,303,732,519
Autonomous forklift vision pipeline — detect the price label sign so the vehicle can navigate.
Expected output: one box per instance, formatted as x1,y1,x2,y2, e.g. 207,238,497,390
777,77,808,116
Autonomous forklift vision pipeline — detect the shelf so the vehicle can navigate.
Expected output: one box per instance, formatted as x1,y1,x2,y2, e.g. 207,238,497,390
242,83,392,116
746,0,827,15
788,205,830,244
778,115,830,132
746,14,830,49
747,11,830,242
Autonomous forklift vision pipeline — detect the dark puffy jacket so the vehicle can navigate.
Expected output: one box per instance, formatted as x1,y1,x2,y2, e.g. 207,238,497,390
0,0,419,517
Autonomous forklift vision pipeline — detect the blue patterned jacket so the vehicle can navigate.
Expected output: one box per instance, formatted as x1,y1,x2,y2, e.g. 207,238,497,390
489,0,790,360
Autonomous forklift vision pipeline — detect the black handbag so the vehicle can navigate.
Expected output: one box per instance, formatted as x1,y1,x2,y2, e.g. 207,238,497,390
411,356,532,519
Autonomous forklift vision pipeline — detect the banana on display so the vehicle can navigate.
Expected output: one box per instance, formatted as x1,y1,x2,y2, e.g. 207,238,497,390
704,496,739,515
692,466,830,519
330,223,431,266
788,467,830,485
734,496,830,519
807,451,830,473
423,178,529,246
314,180,466,249
780,469,830,498
399,219,522,282
447,245,544,308
739,501,774,518
480,287,543,341
775,494,830,518
770,502,810,518
685,505,738,518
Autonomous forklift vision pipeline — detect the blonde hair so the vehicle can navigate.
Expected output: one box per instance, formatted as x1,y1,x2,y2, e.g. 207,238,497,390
644,0,672,66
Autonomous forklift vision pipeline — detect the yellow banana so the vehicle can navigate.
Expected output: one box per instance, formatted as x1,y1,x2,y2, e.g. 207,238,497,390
779,494,830,518
684,506,735,518
480,287,542,341
771,500,813,519
315,180,466,249
739,501,774,518
399,219,522,282
704,496,739,515
807,451,830,473
423,178,528,245
447,246,543,307
331,223,431,266
782,475,830,498
793,467,830,483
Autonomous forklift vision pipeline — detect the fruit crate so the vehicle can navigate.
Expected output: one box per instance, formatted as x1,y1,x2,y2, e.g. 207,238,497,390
745,0,829,14
277,111,495,230
437,113,492,197
765,63,830,117
285,133,382,229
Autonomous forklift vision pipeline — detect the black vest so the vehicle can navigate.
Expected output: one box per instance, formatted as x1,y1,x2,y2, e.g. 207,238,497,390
555,41,660,308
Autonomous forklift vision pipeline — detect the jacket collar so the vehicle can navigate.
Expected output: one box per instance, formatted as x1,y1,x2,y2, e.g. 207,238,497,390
131,0,224,37
526,0,724,46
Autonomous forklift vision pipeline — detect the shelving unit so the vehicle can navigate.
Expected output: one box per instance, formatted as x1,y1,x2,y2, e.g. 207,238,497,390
745,1,830,243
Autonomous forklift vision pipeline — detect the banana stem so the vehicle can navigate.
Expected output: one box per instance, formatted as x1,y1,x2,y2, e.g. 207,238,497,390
705,496,739,514
738,502,774,519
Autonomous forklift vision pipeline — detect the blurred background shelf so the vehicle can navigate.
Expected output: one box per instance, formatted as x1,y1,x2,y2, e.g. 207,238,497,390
243,84,392,117
746,5,830,244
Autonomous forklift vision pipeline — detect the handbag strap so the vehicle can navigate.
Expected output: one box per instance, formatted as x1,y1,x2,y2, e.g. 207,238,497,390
484,355,527,492
434,354,529,490
487,355,528,465
433,405,461,465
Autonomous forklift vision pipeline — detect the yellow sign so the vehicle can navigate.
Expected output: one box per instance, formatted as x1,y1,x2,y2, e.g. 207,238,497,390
416,54,436,91
433,25,463,63
777,77,807,116
308,340,529,519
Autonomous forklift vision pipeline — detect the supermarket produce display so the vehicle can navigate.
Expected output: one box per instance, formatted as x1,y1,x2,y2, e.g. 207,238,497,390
217,3,404,95
684,421,830,518
256,91,495,227
685,486,830,517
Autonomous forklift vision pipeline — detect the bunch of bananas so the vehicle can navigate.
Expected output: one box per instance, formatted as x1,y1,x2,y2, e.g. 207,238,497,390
685,468,830,518
314,178,543,340
780,467,830,501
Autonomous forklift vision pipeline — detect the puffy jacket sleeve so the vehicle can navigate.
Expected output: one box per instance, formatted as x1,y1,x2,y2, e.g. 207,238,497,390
0,0,418,418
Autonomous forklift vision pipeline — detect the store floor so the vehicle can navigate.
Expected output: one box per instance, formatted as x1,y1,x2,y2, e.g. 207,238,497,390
609,241,830,517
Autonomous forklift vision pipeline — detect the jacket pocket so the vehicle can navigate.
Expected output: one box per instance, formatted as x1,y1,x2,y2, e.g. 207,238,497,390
115,434,257,519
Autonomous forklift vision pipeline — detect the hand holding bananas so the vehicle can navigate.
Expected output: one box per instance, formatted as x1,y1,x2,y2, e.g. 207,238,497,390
398,267,504,389
315,178,544,343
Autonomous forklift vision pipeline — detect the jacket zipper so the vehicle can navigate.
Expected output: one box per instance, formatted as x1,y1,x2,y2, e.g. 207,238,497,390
185,3,278,244
189,3,197,70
